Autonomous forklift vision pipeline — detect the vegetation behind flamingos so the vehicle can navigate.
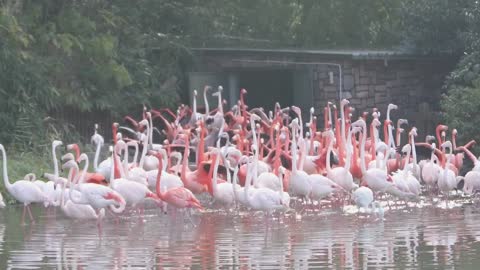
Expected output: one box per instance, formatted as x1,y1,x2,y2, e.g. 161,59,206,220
2,1,480,200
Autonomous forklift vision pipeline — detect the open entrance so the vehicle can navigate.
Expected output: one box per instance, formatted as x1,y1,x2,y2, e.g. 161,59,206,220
238,69,294,112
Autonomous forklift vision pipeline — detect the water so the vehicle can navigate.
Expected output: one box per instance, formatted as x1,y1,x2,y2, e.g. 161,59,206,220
1,199,480,269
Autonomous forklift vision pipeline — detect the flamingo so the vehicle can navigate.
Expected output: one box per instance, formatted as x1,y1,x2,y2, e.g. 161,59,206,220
243,153,284,213
421,143,442,190
207,148,235,209
0,144,49,224
59,162,104,221
108,146,160,214
437,141,457,198
352,186,374,212
325,128,357,192
352,119,396,194
287,118,311,200
65,154,126,224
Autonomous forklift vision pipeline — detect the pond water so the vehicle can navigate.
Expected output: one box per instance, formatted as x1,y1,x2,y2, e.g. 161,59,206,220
1,198,480,269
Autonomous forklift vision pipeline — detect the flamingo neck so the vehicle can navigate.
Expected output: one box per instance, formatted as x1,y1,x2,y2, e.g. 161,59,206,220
93,140,101,170
326,136,334,175
359,123,367,175
181,134,191,180
209,152,220,196
53,145,60,178
0,147,11,190
204,89,210,115
155,155,165,200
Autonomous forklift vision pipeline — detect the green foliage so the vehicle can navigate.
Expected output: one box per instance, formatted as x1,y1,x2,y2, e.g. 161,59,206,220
441,52,480,151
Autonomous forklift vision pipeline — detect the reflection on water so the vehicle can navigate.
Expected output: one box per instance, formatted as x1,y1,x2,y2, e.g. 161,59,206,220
1,201,480,269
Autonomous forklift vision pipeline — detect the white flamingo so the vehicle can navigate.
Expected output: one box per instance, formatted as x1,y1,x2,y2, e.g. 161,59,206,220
0,144,49,224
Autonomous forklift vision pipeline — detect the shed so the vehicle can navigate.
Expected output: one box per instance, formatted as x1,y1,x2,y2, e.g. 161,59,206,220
188,48,456,134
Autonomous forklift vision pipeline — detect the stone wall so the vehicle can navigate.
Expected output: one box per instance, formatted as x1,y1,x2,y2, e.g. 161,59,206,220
311,59,451,116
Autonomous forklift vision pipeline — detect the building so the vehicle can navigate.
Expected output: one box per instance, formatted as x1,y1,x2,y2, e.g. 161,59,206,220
188,48,456,135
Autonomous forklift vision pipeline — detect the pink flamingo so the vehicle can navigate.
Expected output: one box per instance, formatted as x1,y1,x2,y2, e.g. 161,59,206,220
154,152,203,211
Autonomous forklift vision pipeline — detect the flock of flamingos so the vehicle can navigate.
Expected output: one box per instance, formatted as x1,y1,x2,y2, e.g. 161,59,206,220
0,86,479,229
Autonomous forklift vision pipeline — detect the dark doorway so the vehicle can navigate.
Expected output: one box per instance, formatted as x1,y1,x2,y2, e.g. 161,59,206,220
238,69,293,112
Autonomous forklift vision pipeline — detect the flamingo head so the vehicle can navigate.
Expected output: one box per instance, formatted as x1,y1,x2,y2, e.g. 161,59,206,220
436,124,448,132
290,106,301,116
139,119,149,127
409,127,418,137
53,140,63,148
372,118,381,127
61,153,75,162
250,114,261,122
387,104,398,111
426,135,436,144
289,118,300,130
241,88,247,95
351,119,366,129
193,89,198,96
62,160,77,171
204,85,212,93
401,144,411,154
441,141,453,151
397,119,408,128
340,99,349,107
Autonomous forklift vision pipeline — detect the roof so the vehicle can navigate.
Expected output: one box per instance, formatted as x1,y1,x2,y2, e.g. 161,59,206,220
191,47,447,60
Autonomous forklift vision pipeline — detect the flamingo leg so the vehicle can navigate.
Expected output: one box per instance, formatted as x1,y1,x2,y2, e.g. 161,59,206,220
27,205,35,223
21,205,27,225
97,215,103,235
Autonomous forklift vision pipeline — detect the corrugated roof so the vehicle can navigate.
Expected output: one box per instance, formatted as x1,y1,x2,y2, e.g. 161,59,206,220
191,47,442,60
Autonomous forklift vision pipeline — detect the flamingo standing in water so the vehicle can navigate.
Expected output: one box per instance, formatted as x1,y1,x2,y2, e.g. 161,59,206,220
154,152,203,211
60,161,104,221
0,144,49,224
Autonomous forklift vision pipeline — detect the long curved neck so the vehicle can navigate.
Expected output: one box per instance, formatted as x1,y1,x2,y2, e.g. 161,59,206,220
217,92,223,114
370,125,376,162
53,145,60,178
273,131,282,175
204,89,210,115
1,147,12,190
193,93,197,115
291,125,298,174
148,115,154,148
326,136,334,174
404,147,411,171
345,128,353,171
139,135,149,168
93,141,101,170
181,134,190,180
123,145,130,173
340,104,347,155
411,134,418,169
383,121,389,146
211,153,220,196
436,127,443,146
452,132,457,150
197,124,206,167
359,123,367,175
155,156,166,200
396,129,402,147
68,164,83,204
132,143,139,166
251,119,260,183
79,158,89,184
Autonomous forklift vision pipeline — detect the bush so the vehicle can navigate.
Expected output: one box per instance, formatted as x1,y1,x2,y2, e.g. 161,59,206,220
440,52,480,153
